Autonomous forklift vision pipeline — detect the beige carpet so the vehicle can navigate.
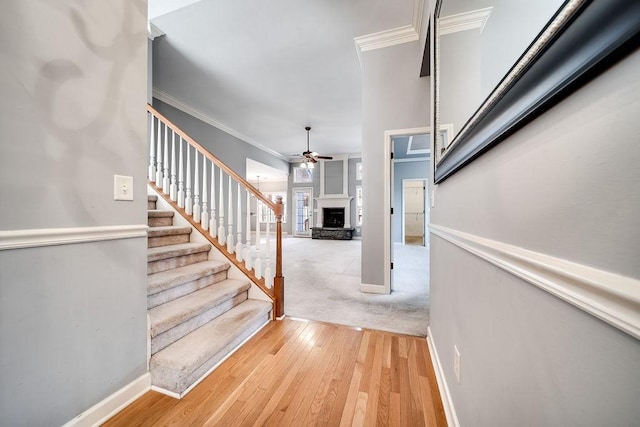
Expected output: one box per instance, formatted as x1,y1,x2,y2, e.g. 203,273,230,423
281,236,430,336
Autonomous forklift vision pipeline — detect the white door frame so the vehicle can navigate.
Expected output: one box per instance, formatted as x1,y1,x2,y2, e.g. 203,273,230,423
292,187,313,237
383,127,431,294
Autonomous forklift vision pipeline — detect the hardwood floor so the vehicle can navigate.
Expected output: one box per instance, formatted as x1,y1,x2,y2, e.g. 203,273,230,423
104,318,447,426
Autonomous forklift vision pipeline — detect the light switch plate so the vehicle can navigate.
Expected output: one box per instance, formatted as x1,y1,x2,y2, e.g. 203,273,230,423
114,175,133,201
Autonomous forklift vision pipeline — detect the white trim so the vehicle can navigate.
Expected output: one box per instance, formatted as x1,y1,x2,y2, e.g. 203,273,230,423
147,22,165,40
152,89,289,162
0,225,148,250
429,224,640,340
427,328,460,427
394,156,430,163
360,283,389,294
62,373,151,427
151,319,271,399
439,7,493,36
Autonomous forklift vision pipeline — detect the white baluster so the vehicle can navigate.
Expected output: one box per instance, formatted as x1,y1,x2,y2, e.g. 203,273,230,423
155,120,162,185
170,130,177,201
254,200,262,278
209,163,217,237
265,216,273,288
162,124,170,194
201,155,209,230
185,145,192,215
244,192,252,269
148,114,156,180
193,150,201,223
217,169,225,245
227,177,234,253
177,136,185,208
235,183,243,261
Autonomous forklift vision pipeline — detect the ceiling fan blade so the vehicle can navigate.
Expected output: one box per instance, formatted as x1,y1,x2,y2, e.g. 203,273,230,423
310,157,318,163
315,155,333,160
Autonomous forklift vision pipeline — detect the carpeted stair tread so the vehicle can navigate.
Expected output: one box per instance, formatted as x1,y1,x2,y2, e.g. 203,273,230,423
151,299,272,394
148,210,174,218
149,278,251,337
147,242,211,262
148,225,192,238
148,195,158,202
148,260,230,296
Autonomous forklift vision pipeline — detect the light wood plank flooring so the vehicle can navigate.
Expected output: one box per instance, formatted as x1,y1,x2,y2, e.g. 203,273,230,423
104,318,447,426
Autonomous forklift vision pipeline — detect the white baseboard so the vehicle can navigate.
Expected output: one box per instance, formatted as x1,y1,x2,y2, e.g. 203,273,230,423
360,283,389,294
62,373,151,427
427,327,460,427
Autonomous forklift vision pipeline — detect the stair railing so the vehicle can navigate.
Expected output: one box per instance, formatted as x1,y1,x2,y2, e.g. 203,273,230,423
147,104,284,318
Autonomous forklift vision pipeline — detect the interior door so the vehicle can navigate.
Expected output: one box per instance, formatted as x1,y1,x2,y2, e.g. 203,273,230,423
293,187,313,237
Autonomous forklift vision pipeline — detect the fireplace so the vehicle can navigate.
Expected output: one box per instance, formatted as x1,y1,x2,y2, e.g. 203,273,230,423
323,208,345,228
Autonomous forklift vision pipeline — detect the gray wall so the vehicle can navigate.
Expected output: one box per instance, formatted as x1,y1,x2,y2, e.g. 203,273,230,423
361,42,430,286
393,160,429,243
0,1,148,425
430,40,640,426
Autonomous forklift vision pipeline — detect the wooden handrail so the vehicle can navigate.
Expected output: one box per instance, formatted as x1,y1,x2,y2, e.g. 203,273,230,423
147,104,277,211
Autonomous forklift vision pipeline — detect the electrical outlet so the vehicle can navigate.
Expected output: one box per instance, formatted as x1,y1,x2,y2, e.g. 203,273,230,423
454,345,461,383
114,175,133,201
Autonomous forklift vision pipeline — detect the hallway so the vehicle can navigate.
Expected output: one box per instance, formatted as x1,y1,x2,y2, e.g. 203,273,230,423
282,237,430,336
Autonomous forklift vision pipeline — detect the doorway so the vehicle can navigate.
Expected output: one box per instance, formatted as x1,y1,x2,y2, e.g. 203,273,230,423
403,179,426,246
292,187,313,237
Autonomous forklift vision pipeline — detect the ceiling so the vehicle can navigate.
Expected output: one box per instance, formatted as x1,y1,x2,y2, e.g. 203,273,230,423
149,0,420,160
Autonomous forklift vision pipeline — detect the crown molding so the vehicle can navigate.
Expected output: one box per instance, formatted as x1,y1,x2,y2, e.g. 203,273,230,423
152,89,290,162
439,7,493,35
147,22,165,40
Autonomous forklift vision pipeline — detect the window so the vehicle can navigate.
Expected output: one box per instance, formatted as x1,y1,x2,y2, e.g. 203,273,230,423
356,185,363,226
293,166,313,183
259,192,287,223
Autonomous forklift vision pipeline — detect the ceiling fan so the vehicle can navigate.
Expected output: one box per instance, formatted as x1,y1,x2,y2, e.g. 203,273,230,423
298,126,332,169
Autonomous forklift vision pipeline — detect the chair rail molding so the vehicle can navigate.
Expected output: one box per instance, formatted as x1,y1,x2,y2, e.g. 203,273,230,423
429,224,640,340
0,225,148,250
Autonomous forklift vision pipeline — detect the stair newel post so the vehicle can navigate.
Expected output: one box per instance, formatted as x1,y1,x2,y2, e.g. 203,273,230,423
274,196,285,318
163,124,170,194
193,150,201,223
254,200,262,279
235,183,243,261
226,177,235,253
177,136,185,208
201,155,209,230
185,145,193,215
148,113,156,181
209,163,217,237
217,169,226,245
170,130,177,201
264,209,273,288
155,120,163,186
244,191,253,270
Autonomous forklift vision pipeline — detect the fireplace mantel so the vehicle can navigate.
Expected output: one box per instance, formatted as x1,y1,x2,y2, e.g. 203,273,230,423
315,196,353,228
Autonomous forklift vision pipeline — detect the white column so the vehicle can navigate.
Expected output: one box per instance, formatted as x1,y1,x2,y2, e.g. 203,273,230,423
185,145,192,215
170,130,177,201
148,114,156,180
217,169,225,245
155,120,162,185
201,156,209,230
235,183,243,261
254,200,262,278
162,124,170,194
245,191,252,270
193,150,201,223
177,136,185,208
209,164,217,237
226,177,234,253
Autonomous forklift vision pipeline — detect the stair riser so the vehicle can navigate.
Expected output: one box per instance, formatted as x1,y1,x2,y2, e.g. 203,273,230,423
148,217,173,227
148,201,157,210
151,292,248,355
148,252,209,275
148,271,228,309
148,234,191,248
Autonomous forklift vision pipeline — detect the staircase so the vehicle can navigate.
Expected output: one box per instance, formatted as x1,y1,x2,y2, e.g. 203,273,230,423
147,194,272,397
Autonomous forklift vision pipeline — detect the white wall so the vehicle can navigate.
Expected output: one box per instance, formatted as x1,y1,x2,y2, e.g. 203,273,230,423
0,1,149,425
361,42,430,287
429,39,640,426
